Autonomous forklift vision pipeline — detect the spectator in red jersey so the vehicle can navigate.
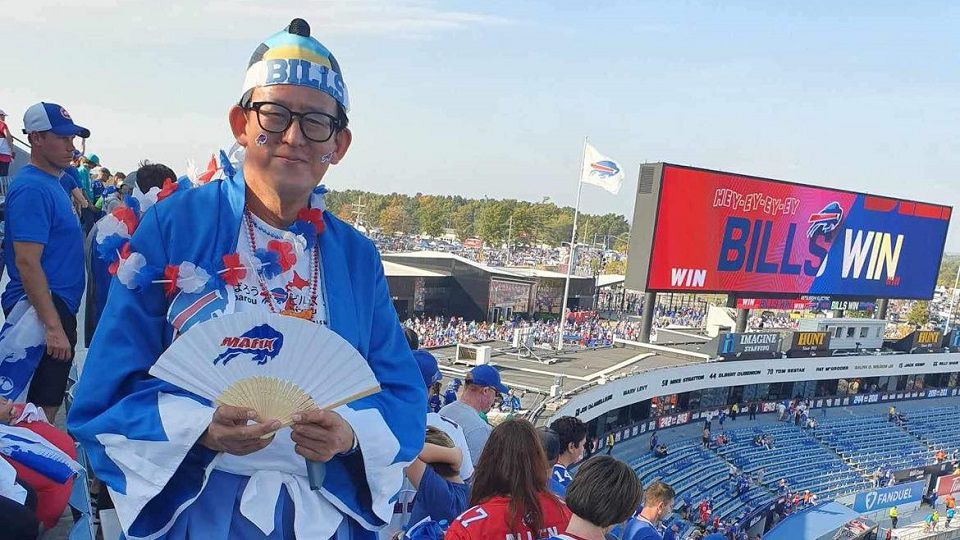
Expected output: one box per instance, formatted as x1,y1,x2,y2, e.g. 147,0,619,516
445,418,571,540
698,499,711,525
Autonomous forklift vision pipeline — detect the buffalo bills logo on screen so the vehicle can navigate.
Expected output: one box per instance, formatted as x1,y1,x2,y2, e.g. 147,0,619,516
589,160,620,179
213,324,285,366
807,202,844,238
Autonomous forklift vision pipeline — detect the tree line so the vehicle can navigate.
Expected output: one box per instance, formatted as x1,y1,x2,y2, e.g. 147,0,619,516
325,188,960,288
939,255,960,288
325,189,631,249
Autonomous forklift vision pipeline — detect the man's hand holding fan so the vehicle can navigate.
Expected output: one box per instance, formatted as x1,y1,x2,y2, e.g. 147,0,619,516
290,409,356,462
149,312,381,465
199,405,280,456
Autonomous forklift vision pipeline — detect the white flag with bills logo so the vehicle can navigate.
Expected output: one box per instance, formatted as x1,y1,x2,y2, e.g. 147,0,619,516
580,143,624,195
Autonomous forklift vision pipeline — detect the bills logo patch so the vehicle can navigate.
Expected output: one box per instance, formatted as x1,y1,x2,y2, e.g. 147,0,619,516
168,289,227,333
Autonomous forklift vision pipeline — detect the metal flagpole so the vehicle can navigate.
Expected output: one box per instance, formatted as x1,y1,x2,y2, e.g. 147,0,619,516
946,265,960,331
558,136,589,352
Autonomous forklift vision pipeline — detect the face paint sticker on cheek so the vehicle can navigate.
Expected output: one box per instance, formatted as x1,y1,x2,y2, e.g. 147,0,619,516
256,133,268,146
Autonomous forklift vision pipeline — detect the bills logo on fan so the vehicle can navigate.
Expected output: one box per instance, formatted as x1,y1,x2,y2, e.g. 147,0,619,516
807,202,844,238
60,107,72,120
589,160,620,179
214,324,285,366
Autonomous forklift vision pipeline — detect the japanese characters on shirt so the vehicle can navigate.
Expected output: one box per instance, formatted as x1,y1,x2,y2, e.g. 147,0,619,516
233,212,327,325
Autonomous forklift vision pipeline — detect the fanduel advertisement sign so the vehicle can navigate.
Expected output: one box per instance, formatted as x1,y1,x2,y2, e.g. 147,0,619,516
852,480,924,513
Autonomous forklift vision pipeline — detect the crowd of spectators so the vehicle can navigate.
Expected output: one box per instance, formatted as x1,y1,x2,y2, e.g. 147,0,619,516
371,233,616,276
402,308,717,351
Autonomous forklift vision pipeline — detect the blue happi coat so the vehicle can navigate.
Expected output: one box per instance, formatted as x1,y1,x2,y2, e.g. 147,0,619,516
67,169,426,539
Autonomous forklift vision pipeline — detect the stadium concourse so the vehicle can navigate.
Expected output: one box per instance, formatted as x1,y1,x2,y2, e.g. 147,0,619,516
425,333,709,414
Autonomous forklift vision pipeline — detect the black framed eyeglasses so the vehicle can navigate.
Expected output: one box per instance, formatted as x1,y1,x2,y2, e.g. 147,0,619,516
244,101,340,143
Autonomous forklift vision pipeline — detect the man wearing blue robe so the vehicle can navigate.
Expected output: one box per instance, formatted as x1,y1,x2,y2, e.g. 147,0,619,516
68,18,425,539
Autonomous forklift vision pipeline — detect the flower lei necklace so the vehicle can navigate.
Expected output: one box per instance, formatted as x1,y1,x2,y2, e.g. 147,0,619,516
242,207,322,321
98,183,327,305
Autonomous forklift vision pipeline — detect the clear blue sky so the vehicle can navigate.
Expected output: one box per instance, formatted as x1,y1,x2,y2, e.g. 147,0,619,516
5,0,958,251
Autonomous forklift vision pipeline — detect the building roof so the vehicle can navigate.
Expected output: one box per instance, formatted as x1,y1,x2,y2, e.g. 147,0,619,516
428,341,702,399
597,274,625,288
385,251,581,280
501,267,593,280
382,260,450,278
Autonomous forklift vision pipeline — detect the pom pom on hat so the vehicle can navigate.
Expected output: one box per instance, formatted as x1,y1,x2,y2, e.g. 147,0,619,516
287,18,310,36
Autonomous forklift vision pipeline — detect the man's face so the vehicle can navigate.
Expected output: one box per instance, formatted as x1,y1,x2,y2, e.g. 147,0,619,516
656,499,674,522
230,85,351,198
478,386,496,413
33,132,76,169
573,437,586,461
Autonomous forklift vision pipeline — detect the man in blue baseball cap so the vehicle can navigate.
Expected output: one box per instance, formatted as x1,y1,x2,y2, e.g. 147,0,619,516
413,349,443,402
439,364,509,467
0,102,88,421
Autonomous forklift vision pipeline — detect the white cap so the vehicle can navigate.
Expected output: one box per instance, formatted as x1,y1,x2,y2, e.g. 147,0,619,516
0,109,6,116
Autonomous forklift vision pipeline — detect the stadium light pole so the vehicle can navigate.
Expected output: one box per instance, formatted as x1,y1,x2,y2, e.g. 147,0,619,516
559,137,589,352
946,265,960,332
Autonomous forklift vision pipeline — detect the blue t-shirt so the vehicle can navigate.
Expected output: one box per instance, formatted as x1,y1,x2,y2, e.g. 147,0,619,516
60,167,80,195
407,466,469,528
623,516,664,540
552,464,573,497
92,180,105,201
2,165,86,313
443,389,458,405
549,475,567,497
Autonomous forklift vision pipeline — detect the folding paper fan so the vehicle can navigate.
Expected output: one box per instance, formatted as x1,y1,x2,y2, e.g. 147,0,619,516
148,312,381,429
